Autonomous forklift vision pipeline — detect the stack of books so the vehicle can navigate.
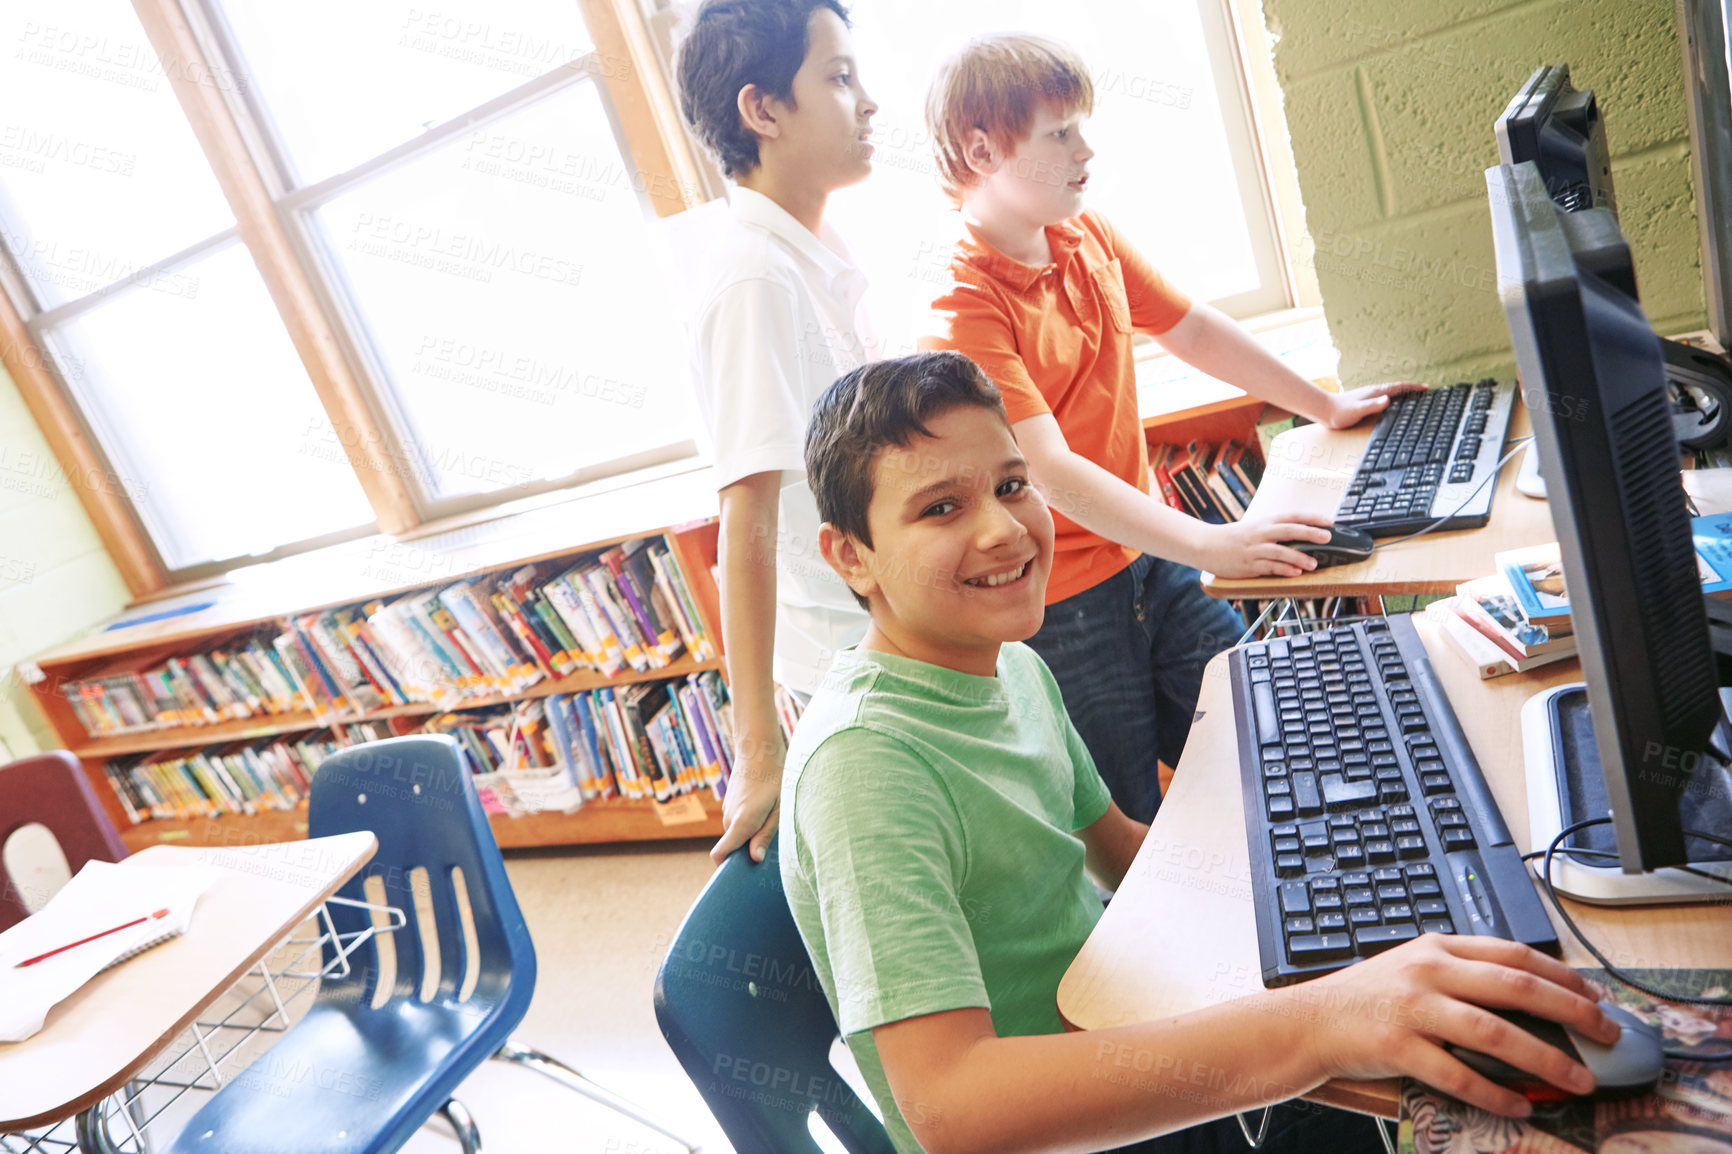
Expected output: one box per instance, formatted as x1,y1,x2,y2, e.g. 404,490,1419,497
1149,439,1264,523
1434,515,1732,679
60,534,717,738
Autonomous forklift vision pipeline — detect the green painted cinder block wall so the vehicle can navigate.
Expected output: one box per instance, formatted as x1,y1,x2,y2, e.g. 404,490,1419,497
1262,0,1705,385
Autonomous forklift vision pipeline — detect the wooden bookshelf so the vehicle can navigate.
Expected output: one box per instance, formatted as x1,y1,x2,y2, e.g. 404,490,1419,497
21,467,731,851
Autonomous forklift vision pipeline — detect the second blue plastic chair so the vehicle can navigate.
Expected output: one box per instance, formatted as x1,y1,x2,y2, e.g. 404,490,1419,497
655,837,894,1154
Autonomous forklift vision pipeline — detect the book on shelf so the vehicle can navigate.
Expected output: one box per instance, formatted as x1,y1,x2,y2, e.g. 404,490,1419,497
1147,439,1266,524
56,531,720,742
98,666,736,826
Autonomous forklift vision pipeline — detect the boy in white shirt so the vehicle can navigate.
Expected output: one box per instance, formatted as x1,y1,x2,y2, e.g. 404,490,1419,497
675,0,879,862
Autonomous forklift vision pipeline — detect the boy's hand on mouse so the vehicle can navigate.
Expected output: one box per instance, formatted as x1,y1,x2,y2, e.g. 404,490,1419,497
1320,381,1429,430
1199,516,1333,578
1285,934,1620,1117
710,736,785,865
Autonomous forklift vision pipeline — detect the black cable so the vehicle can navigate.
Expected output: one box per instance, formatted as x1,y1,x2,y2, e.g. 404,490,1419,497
1531,816,1732,1060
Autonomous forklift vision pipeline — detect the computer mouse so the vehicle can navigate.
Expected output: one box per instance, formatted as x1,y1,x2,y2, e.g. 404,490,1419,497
1278,526,1376,569
1443,1002,1664,1102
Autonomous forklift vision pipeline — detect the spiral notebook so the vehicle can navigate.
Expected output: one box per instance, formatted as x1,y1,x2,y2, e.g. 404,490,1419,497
0,860,219,1043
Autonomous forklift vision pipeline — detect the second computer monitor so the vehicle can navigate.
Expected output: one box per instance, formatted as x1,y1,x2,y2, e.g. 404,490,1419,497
1487,160,1723,872
1496,65,1617,217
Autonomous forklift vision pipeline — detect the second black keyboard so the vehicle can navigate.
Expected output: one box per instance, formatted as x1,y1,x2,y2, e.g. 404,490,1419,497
1335,378,1518,537
1229,615,1559,986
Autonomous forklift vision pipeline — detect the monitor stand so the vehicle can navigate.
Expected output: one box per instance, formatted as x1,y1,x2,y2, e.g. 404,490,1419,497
1521,684,1732,904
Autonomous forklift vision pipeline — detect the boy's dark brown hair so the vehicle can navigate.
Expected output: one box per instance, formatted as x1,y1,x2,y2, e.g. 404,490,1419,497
675,0,851,180
925,33,1095,203
806,352,1009,603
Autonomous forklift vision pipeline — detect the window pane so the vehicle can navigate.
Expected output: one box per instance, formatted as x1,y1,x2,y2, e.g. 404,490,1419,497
0,0,235,310
827,0,1263,349
215,0,594,186
312,80,693,501
44,243,376,569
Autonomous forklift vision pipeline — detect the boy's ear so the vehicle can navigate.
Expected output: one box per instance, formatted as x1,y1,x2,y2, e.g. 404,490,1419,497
962,128,1002,179
818,522,877,601
736,83,782,144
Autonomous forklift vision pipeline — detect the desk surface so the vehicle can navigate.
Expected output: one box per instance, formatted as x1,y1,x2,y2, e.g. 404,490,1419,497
1203,403,1554,600
1056,618,1732,1118
0,831,375,1131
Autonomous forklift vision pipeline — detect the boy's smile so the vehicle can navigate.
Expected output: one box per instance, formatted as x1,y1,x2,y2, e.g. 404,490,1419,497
841,405,1054,676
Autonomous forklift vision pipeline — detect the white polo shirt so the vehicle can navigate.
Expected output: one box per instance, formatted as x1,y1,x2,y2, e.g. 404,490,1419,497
688,186,874,694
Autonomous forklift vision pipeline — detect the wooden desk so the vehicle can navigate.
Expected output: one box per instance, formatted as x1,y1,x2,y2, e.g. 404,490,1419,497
1056,618,1732,1118
0,831,375,1132
1203,404,1556,600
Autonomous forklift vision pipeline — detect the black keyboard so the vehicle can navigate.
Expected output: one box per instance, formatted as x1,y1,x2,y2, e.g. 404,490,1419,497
1335,379,1518,537
1229,615,1558,986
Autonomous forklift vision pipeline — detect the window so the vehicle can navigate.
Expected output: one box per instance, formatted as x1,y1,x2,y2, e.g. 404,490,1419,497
0,0,700,586
822,0,1297,351
0,0,1303,592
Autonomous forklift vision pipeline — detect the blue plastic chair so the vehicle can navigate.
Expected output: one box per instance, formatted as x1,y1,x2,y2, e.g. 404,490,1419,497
150,734,536,1154
655,838,895,1154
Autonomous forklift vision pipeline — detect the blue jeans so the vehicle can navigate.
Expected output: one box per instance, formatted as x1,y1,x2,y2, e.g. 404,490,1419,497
1024,555,1243,824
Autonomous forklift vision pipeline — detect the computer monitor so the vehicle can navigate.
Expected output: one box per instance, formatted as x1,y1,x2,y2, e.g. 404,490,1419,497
1487,161,1732,901
1496,66,1617,217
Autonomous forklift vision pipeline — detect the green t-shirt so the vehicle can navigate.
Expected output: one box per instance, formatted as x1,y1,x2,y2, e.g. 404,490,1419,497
780,642,1114,1154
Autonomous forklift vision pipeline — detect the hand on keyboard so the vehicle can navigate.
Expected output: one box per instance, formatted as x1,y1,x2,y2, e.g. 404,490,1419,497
1193,515,1334,578
1285,934,1618,1117
1319,381,1429,430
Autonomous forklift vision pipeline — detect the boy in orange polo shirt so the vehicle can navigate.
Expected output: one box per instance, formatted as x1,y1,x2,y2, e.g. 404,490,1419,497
922,35,1422,822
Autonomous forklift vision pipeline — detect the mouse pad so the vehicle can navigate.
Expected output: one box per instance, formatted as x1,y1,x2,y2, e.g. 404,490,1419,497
1398,968,1732,1153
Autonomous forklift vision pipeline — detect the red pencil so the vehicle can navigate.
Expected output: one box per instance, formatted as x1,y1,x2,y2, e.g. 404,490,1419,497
14,908,170,968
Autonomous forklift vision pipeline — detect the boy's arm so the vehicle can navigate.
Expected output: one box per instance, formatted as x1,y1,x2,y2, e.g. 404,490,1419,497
1015,414,1331,579
1152,303,1425,429
873,935,1617,1154
713,471,787,864
1075,802,1146,891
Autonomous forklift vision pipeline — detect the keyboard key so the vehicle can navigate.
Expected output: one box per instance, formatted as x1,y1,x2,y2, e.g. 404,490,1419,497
1267,796,1296,820
1421,919,1455,935
1293,772,1322,817
1404,862,1435,876
1354,923,1419,954
1409,878,1443,897
1285,916,1316,935
1273,836,1301,855
1415,898,1450,918
1376,883,1408,902
1274,853,1306,876
1334,844,1365,867
1316,912,1347,931
1345,886,1375,907
1287,934,1353,964
1441,827,1476,850
1313,892,1344,912
1372,867,1403,883
1280,882,1311,916
1396,835,1428,859
1349,907,1381,927
1382,902,1414,922
1323,778,1378,812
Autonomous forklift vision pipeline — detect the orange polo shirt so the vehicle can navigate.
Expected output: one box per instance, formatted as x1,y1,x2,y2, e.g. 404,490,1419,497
923,210,1193,604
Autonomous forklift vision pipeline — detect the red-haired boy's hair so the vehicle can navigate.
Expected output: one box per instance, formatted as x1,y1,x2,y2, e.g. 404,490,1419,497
925,34,1094,202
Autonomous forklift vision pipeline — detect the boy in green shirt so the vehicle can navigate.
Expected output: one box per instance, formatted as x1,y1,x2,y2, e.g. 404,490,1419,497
782,350,1618,1154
